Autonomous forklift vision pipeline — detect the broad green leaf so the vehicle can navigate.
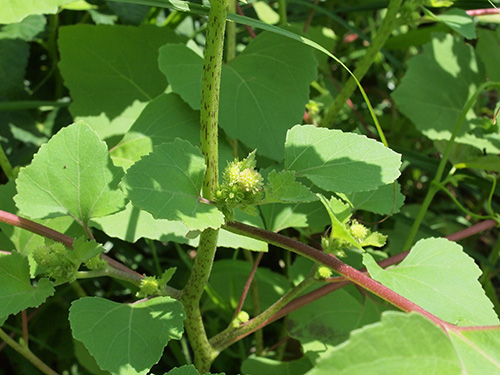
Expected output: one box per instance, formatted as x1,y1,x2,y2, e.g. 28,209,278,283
58,24,184,139
160,32,318,161
112,0,340,67
264,170,318,203
163,365,225,375
260,200,329,232
392,33,484,141
0,252,54,318
363,238,499,326
90,202,194,244
107,1,150,25
455,155,500,172
318,194,362,250
73,340,111,375
110,93,200,170
289,286,383,348
477,29,500,82
69,296,185,375
0,233,14,254
360,231,387,248
0,15,46,41
242,355,312,375
0,38,29,98
219,32,317,161
0,180,85,275
0,0,75,24
449,327,500,374
121,139,224,231
217,209,268,252
306,312,463,375
253,1,280,24
341,182,405,215
61,1,97,10
159,45,203,110
91,203,266,251
285,125,401,193
435,8,476,39
454,131,500,154
73,237,105,263
295,24,336,69
14,122,126,226
323,195,351,223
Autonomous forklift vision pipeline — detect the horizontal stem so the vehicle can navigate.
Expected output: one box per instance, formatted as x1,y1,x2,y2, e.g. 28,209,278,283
232,217,500,336
466,8,500,16
0,100,70,112
0,209,73,247
0,210,143,281
224,221,448,328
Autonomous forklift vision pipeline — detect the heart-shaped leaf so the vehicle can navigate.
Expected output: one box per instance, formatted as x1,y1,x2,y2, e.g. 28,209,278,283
0,252,54,319
14,122,126,227
69,296,185,375
121,138,224,231
285,125,401,193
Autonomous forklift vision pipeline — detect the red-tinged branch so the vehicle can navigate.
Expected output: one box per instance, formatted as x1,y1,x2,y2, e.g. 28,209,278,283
222,218,500,343
0,209,143,282
233,251,263,320
466,8,500,16
0,209,73,247
224,221,450,328
219,218,500,345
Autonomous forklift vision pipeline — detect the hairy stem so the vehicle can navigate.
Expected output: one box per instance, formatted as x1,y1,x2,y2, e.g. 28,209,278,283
180,0,228,371
181,229,220,371
322,0,402,127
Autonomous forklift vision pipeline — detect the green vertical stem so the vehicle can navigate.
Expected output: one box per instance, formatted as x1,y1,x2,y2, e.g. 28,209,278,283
200,0,227,200
180,0,228,372
0,143,15,180
322,0,402,128
181,229,220,371
226,0,236,61
278,0,288,25
146,238,162,276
